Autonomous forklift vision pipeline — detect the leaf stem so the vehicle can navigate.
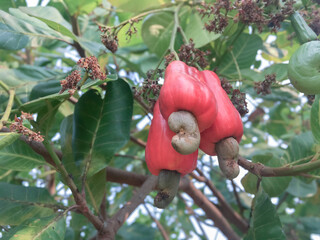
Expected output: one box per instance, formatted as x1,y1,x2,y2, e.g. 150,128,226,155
43,139,105,232
0,89,15,129
0,81,22,107
169,3,184,60
230,50,242,81
238,156,320,177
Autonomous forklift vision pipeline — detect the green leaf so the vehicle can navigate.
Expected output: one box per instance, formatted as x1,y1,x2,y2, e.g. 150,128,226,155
117,223,157,240
288,131,315,163
182,8,220,48
3,214,66,240
60,115,82,187
0,23,29,50
299,217,320,234
311,95,320,143
0,139,46,171
109,0,170,13
0,9,72,43
286,178,317,198
19,6,72,30
241,172,258,195
0,182,55,225
218,33,263,75
0,132,20,150
0,65,64,102
266,103,290,138
263,64,288,82
73,79,133,178
29,80,62,100
244,189,286,240
65,0,102,15
242,150,291,197
0,0,26,12
85,170,106,213
141,12,183,57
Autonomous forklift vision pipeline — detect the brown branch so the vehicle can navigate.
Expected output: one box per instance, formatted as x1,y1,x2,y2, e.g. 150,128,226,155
133,95,153,113
130,135,147,148
106,167,148,187
101,175,158,239
238,156,320,177
180,177,241,240
178,193,209,240
99,192,107,221
144,204,170,240
231,180,244,217
191,170,249,233
70,15,86,58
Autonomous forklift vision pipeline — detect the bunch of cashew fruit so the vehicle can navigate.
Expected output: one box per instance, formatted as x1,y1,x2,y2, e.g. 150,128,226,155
145,61,243,209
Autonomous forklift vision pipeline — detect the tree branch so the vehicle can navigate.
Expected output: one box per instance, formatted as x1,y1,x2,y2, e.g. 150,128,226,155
70,15,86,58
144,204,170,240
180,177,241,240
191,170,249,233
238,156,320,177
101,175,158,239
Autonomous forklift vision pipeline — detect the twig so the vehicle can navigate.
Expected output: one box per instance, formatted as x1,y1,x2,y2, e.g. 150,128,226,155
0,89,15,129
130,135,147,148
43,139,105,232
191,170,249,233
144,204,170,240
169,3,183,60
238,155,320,177
99,192,108,221
230,50,242,82
178,193,209,240
102,176,158,239
180,177,241,240
231,180,244,217
70,15,86,58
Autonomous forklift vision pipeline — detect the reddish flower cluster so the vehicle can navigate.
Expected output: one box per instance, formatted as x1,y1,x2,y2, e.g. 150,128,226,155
59,70,82,95
133,69,163,108
10,112,44,142
254,73,276,95
165,39,210,69
231,89,249,117
77,56,106,80
234,0,266,32
220,78,233,94
197,0,233,33
268,1,295,32
101,33,118,53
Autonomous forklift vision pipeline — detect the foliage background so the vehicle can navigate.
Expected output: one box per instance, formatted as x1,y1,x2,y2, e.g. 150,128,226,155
0,0,320,239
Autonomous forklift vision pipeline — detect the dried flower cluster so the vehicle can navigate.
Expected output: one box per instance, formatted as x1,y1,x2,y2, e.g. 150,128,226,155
125,18,141,40
101,33,118,53
231,89,249,117
60,56,106,96
307,95,315,105
77,56,106,80
165,39,210,69
254,73,276,95
267,1,295,32
133,69,163,108
198,0,295,33
234,0,266,32
197,0,233,33
10,112,44,142
221,78,233,94
59,70,82,95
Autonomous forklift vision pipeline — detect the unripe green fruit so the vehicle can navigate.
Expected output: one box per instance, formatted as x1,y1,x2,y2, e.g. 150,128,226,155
288,41,320,95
